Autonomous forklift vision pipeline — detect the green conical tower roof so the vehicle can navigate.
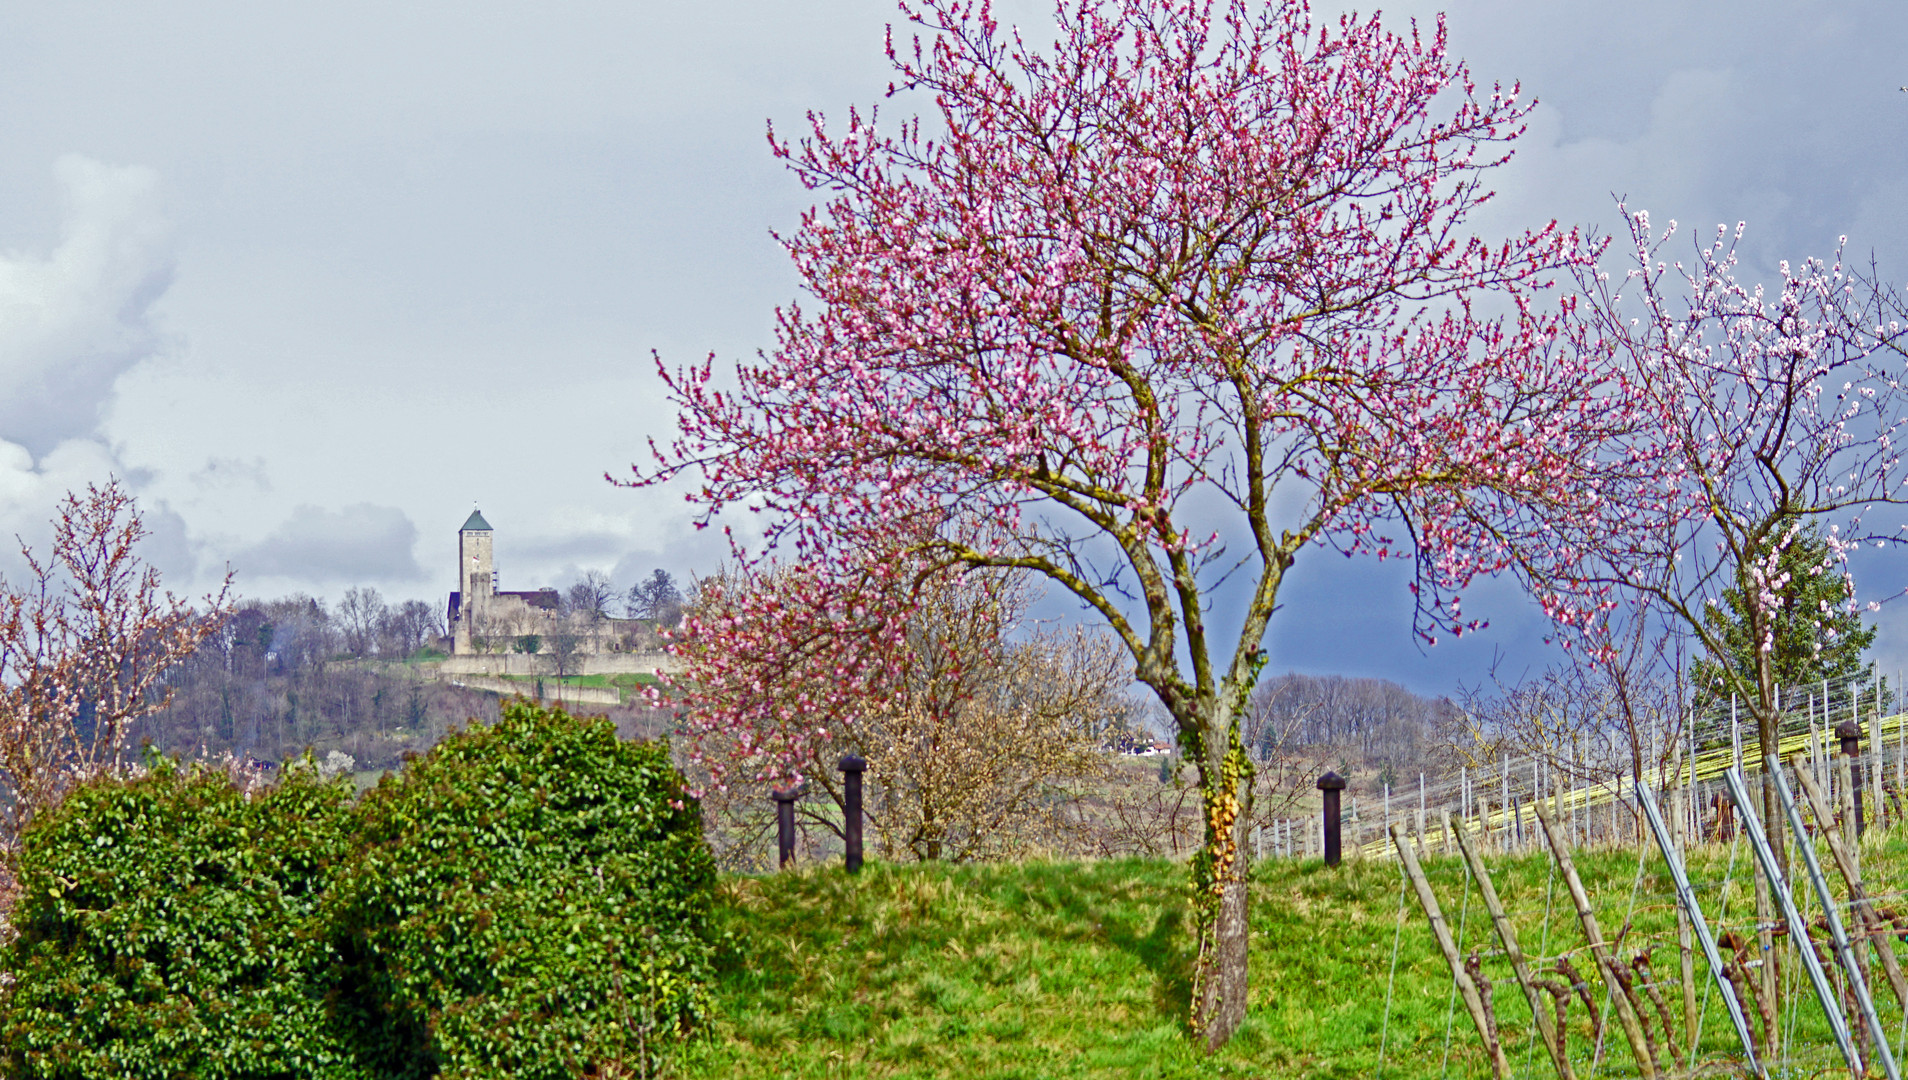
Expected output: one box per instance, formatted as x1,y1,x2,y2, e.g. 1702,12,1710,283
461,509,493,532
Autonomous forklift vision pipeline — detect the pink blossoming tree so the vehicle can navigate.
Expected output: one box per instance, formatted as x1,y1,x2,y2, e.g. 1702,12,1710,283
663,556,1127,866
1560,211,1908,843
0,481,232,860
631,0,1649,1048
658,556,918,792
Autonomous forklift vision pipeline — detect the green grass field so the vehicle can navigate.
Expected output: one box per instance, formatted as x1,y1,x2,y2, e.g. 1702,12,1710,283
679,834,1908,1079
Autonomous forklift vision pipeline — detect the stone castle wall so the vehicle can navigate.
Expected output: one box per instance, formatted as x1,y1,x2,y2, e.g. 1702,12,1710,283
445,675,624,706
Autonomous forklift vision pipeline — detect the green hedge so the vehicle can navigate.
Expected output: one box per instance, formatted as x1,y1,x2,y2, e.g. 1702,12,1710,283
327,700,716,1079
0,701,714,1080
1,762,363,1079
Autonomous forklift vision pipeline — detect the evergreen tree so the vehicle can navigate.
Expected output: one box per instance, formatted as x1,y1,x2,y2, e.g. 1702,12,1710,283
1692,524,1875,699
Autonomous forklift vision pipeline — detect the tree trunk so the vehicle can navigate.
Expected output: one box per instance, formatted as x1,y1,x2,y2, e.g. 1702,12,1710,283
1190,727,1253,1052
1199,858,1251,1051
1754,707,1787,877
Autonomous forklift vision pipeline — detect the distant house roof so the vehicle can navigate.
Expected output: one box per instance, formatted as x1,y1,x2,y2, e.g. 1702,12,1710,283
461,509,493,532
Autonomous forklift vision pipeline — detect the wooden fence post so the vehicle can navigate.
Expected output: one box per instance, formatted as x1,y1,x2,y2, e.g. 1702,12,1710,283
1532,802,1660,1079
1391,824,1511,1080
839,755,866,874
1752,848,1781,1062
1873,677,1887,831
1838,720,1866,842
1678,897,1698,1056
1452,821,1576,1080
1318,772,1346,866
772,788,798,869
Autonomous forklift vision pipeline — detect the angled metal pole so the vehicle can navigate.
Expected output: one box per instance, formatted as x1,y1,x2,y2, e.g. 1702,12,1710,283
1791,757,1908,1013
1724,765,1864,1076
1773,761,1901,1080
1637,781,1765,1079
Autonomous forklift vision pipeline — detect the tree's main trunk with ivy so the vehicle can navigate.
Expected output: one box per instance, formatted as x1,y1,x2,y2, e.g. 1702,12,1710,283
1750,603,1785,873
1126,621,1267,1049
1182,697,1256,1049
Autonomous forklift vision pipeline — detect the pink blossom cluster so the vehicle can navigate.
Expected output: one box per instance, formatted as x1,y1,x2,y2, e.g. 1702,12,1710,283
0,481,231,849
646,557,919,791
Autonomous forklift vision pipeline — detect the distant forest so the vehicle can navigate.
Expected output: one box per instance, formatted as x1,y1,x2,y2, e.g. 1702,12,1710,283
1243,671,1457,789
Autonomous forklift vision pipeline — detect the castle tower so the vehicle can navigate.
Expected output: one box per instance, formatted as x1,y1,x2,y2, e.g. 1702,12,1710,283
460,509,494,603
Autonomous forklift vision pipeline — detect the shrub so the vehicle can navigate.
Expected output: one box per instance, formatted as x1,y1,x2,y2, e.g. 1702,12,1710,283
326,699,716,1079
0,760,364,1079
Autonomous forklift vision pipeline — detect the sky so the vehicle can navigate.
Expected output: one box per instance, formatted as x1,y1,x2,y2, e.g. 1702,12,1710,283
0,0,1904,699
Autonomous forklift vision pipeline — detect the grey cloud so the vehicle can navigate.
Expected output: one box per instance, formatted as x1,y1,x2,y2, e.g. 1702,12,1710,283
509,530,634,565
1376,0,1908,273
0,157,174,456
234,503,423,585
609,551,705,592
0,436,124,581
0,437,205,594
498,536,714,596
136,498,204,587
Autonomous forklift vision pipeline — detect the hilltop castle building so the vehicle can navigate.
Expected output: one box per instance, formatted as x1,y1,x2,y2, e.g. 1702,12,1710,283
447,510,565,655
443,510,669,675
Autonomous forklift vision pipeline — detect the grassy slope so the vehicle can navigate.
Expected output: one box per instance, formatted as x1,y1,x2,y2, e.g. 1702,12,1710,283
683,836,1908,1079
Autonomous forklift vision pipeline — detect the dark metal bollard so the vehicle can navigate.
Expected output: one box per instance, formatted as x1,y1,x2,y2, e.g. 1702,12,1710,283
772,787,799,869
1317,771,1347,866
1837,719,1865,836
839,754,866,873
